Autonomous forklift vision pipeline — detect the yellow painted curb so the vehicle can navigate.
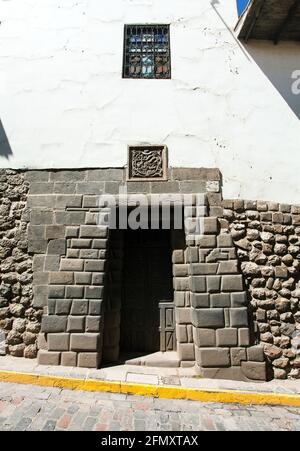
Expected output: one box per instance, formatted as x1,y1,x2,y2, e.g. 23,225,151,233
0,370,299,407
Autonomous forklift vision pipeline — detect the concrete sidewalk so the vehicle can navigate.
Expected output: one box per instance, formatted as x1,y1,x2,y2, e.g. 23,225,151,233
0,355,299,406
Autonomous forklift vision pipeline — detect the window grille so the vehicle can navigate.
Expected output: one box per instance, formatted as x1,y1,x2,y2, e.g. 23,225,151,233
123,25,171,79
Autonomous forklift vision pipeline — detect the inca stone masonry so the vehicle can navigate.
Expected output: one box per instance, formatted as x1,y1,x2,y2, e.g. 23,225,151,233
0,1,299,381
0,167,299,381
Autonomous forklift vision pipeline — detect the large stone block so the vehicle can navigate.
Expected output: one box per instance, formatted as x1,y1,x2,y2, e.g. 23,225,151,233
84,260,105,272
230,347,247,366
247,345,265,362
28,225,45,240
221,275,244,292
189,263,218,275
206,276,221,293
41,316,67,333
171,167,220,182
26,170,50,182
196,347,230,367
78,352,100,368
195,235,217,248
191,308,224,328
174,292,185,307
92,273,105,285
176,325,188,343
216,328,238,347
55,299,72,315
238,328,250,347
218,261,239,274
65,226,79,239
175,308,191,325
33,255,45,272
70,333,100,352
46,225,65,240
55,211,86,226
241,361,266,381
190,293,209,308
71,239,92,249
230,308,248,327
53,182,76,194
31,208,54,225
80,225,108,239
61,352,77,367
174,264,189,277
174,277,190,291
50,170,86,182
76,182,104,195
48,333,70,351
67,249,80,258
75,272,92,285
33,271,49,285
48,285,65,299
38,350,61,366
193,328,216,347
211,293,230,308
86,316,101,333
190,276,206,293
27,195,56,208
47,239,66,256
178,343,195,361
84,286,103,299
89,300,103,316
55,195,83,209
67,316,85,332
60,259,84,272
202,217,218,235
87,168,124,181
71,300,89,316
206,248,229,263
80,249,99,259
33,285,48,308
92,239,108,249
217,234,233,248
231,292,247,307
49,272,74,285
66,286,85,299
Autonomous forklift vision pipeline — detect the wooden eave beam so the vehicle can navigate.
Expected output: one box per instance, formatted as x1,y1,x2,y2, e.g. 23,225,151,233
274,0,300,44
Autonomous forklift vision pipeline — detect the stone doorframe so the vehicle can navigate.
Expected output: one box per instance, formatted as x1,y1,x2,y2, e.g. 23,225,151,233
36,192,266,381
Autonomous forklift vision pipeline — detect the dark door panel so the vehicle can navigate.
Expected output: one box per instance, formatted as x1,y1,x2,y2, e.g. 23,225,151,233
120,229,173,354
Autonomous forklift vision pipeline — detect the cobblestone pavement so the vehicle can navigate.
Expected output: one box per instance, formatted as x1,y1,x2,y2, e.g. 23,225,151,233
0,382,300,431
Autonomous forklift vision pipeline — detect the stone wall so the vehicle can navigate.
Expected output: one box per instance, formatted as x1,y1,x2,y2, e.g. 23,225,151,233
27,167,221,368
0,170,41,358
221,200,300,379
0,167,299,381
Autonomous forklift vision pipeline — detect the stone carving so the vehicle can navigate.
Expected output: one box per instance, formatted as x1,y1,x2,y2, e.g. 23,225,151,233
128,146,167,180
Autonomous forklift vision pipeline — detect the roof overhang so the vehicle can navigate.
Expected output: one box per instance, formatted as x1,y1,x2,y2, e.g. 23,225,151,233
235,0,300,43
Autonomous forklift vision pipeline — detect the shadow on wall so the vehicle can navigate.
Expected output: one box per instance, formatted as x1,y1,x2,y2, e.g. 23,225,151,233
211,1,300,120
245,44,300,120
0,120,13,159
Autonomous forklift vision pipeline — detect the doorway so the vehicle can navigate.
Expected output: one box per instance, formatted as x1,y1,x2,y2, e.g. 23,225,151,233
120,229,173,356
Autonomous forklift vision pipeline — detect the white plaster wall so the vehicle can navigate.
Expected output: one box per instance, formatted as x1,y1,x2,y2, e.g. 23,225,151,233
0,0,299,203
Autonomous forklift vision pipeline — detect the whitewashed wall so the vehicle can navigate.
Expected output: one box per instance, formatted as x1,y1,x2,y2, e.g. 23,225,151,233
0,0,299,203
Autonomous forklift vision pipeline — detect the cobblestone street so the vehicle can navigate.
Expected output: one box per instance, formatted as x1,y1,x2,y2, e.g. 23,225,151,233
0,382,299,431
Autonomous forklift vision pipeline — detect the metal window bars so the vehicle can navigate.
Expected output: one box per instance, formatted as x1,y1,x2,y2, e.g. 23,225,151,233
123,25,171,79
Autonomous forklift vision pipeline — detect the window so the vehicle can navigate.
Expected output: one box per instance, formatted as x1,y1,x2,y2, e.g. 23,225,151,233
123,25,171,79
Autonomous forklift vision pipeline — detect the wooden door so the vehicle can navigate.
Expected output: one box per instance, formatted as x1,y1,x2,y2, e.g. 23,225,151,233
120,229,173,354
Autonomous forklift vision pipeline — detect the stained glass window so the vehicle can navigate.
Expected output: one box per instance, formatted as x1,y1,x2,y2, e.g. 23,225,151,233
123,25,171,79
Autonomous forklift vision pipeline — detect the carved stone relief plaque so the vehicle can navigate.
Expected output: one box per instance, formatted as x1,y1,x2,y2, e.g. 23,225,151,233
127,146,168,181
